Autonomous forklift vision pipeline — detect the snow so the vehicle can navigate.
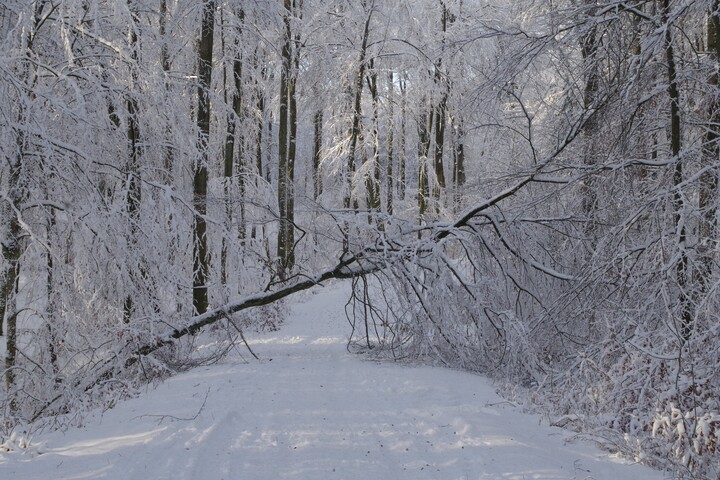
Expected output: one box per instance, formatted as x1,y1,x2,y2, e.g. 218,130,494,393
0,281,666,480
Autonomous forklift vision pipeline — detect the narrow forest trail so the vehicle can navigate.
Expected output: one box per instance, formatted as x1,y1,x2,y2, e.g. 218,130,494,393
1,281,665,480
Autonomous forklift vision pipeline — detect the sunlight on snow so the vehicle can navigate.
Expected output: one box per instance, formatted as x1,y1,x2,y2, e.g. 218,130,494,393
245,334,344,346
310,336,344,345
43,465,115,480
248,335,306,345
184,425,217,449
49,428,167,457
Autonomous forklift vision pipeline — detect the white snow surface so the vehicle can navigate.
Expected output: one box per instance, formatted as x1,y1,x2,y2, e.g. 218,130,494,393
1,281,666,480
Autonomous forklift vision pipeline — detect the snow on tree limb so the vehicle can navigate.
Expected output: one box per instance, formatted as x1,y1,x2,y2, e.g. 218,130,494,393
133,254,375,360
132,108,593,362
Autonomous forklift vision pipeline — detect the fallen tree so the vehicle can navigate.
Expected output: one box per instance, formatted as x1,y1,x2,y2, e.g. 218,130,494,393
131,106,593,363
16,86,597,428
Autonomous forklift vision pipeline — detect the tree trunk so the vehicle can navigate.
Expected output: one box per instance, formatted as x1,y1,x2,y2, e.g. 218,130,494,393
661,0,691,340
433,92,447,204
2,213,22,397
386,71,395,216
255,49,268,183
341,3,374,250
399,72,407,201
124,2,142,324
221,8,245,287
418,106,433,223
237,50,247,246
3,0,46,402
193,0,215,315
432,3,451,206
160,0,173,184
366,62,381,222
313,107,323,200
277,0,297,280
250,50,267,242
288,15,300,252
45,208,60,380
452,116,465,213
697,1,720,305
579,1,600,238
2,102,26,405
344,3,373,213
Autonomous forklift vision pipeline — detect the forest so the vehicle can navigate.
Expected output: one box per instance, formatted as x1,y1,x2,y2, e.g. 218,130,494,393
1,0,719,477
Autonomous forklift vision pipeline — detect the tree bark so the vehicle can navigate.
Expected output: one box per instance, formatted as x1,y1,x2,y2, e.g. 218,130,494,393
433,91,447,203
193,0,215,315
3,0,47,402
366,62,381,222
2,210,22,397
45,208,60,380
697,1,720,306
277,0,296,280
579,1,600,238
160,0,173,184
386,71,395,216
451,116,465,213
661,0,691,340
237,43,247,246
221,8,245,286
399,72,407,201
124,1,142,324
254,49,268,182
344,3,374,212
432,3,451,205
418,106,434,222
313,107,324,200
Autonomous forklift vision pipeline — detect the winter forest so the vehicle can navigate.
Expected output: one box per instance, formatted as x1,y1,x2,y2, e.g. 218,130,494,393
1,0,720,477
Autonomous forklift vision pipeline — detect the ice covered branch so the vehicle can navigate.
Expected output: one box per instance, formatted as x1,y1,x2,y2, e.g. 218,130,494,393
132,108,593,361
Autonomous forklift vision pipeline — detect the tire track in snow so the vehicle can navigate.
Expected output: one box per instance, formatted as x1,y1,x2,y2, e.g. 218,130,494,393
185,411,243,480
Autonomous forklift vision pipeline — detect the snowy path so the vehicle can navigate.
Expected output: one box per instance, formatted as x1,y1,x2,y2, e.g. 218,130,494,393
1,282,665,480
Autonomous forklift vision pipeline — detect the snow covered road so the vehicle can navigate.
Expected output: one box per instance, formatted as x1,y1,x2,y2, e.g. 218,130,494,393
1,282,666,480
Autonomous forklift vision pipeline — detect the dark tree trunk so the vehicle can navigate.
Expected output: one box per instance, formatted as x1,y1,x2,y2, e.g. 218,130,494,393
661,0,690,340
160,0,173,183
366,63,381,222
277,0,298,280
193,0,215,315
418,106,433,222
399,73,407,201
452,117,465,213
221,8,245,286
313,107,324,200
697,1,720,307
579,1,600,238
344,3,373,212
124,2,142,324
386,71,395,216
3,0,47,401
